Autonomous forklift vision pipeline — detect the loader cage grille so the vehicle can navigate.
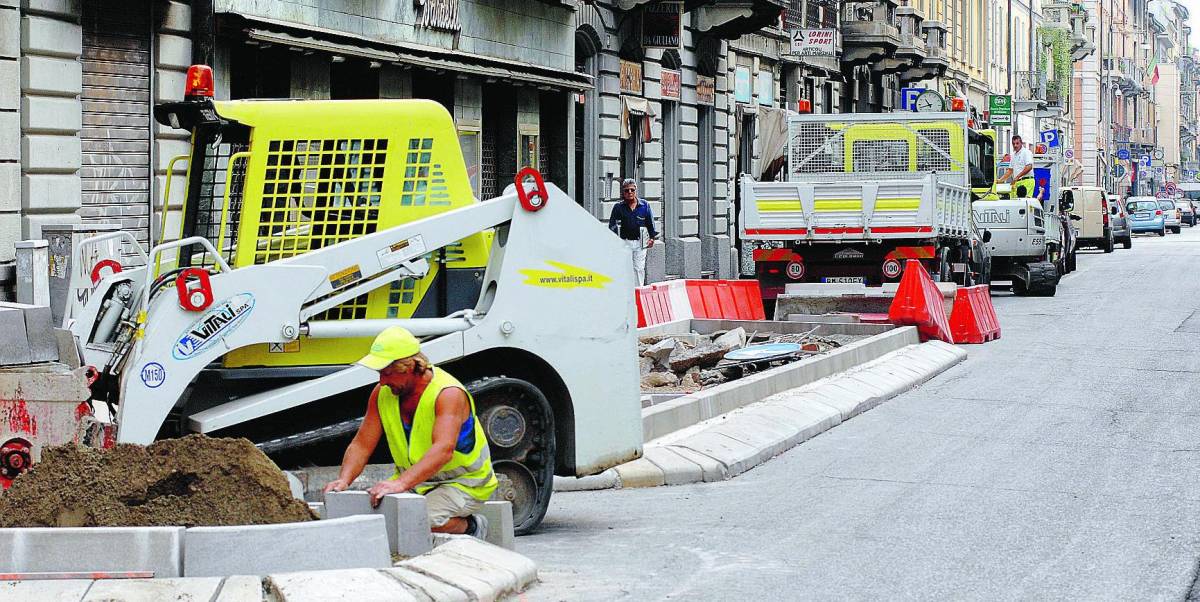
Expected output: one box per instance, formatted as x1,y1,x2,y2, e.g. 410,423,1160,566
186,139,248,266
788,118,965,181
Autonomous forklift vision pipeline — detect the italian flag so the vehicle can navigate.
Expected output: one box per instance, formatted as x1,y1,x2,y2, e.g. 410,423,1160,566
1145,53,1160,87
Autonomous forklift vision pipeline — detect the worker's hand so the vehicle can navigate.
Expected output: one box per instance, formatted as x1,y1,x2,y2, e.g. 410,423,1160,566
367,479,409,507
647,238,656,248
322,478,351,494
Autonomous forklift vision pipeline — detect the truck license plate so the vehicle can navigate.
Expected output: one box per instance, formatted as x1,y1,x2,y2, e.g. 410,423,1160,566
821,277,865,283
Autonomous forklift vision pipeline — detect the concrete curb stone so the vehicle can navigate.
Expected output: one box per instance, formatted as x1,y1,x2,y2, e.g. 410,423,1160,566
0,525,184,577
433,538,538,589
671,431,763,477
661,445,728,482
612,457,666,488
383,566,471,602
479,501,515,550
0,579,92,601
401,552,511,602
268,568,415,602
553,469,618,492
82,577,223,602
642,446,705,485
214,575,265,601
183,515,391,577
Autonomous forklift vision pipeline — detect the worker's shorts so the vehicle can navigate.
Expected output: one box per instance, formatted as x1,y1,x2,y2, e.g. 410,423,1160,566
424,485,486,528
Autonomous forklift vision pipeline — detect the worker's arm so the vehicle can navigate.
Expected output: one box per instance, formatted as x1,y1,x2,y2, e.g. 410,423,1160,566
1014,164,1032,180
323,385,385,494
367,388,470,506
642,200,659,241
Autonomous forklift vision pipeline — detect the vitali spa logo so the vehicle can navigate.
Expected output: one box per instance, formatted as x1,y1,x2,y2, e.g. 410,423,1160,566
173,293,256,360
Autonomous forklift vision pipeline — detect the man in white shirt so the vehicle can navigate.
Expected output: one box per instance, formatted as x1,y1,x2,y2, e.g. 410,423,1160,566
997,135,1035,197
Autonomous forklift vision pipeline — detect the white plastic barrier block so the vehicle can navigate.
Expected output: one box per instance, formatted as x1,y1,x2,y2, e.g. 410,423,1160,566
183,516,390,577
0,526,184,577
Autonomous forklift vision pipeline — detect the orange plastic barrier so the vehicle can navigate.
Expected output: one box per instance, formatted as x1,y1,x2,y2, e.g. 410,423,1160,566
949,285,1001,343
683,280,766,321
635,279,766,327
887,260,954,343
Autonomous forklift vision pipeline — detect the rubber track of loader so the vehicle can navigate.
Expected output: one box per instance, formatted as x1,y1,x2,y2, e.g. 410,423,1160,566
1025,261,1058,297
255,417,364,455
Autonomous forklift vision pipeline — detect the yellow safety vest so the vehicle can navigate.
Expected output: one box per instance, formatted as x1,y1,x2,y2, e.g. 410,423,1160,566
377,368,497,501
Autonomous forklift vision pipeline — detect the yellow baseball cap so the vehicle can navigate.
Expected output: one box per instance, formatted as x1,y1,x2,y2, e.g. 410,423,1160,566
357,327,421,371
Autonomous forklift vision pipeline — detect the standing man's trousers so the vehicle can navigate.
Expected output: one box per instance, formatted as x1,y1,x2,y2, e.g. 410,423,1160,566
623,238,646,286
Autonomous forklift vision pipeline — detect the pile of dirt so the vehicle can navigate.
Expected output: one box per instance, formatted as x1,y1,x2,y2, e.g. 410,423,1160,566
0,435,316,528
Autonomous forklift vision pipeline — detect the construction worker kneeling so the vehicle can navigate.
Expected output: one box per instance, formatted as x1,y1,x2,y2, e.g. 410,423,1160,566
324,326,498,539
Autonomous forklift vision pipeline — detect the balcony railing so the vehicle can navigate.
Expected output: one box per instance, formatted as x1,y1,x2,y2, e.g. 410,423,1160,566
1014,70,1047,102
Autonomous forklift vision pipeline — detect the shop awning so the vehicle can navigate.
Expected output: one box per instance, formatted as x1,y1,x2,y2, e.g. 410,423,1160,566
228,14,593,91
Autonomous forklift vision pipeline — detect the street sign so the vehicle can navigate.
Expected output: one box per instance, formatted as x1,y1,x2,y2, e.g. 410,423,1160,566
1117,148,1131,161
989,94,1012,125
1154,148,1165,160
1039,129,1060,148
900,88,925,112
1141,154,1152,168
1158,190,1170,198
1113,164,1127,178
1065,149,1074,159
1155,166,1165,175
1167,181,1177,194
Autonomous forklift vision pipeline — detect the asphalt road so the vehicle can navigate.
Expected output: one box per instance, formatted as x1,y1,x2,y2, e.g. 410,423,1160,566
520,226,1200,601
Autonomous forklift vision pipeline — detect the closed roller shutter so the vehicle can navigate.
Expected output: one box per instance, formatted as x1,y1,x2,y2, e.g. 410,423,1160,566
81,1,151,245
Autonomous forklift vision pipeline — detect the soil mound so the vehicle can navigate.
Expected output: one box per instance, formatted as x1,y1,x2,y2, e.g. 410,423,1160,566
0,435,316,527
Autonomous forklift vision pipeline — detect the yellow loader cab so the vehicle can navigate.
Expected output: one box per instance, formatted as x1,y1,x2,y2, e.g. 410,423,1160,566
153,96,490,369
837,120,995,197
970,128,999,199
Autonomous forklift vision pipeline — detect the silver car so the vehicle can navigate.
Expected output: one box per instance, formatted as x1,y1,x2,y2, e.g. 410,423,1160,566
1160,198,1182,233
1108,194,1132,249
1175,200,1196,226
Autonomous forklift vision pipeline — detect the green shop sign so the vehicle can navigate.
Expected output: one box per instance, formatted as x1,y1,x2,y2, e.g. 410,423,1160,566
989,94,1012,125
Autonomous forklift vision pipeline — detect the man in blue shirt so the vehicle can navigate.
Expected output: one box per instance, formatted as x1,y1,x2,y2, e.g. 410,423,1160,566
608,178,658,286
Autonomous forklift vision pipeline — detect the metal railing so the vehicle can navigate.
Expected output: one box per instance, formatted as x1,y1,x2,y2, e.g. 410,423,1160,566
1014,71,1047,102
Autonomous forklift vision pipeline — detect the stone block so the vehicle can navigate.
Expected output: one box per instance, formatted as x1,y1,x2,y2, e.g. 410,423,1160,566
21,95,80,133
322,491,431,557
20,55,80,96
21,135,81,172
642,445,704,485
383,493,432,558
19,0,80,18
154,67,187,103
0,303,31,364
383,566,471,602
478,501,514,550
214,575,265,602
21,15,81,58
0,112,17,160
0,526,183,576
183,515,390,577
434,538,538,591
0,579,93,600
0,163,18,211
0,302,56,362
161,0,191,34
551,469,618,492
0,9,17,59
22,211,80,239
22,173,81,210
83,577,223,602
268,568,417,602
0,59,16,110
613,457,666,488
156,33,192,69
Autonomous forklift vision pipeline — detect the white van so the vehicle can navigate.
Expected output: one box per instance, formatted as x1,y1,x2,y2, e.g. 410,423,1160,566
1063,186,1113,253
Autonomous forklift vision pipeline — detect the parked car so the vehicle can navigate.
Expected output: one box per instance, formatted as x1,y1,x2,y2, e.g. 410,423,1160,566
1160,198,1182,233
1126,197,1167,236
1175,200,1196,226
1065,186,1113,252
1108,193,1132,249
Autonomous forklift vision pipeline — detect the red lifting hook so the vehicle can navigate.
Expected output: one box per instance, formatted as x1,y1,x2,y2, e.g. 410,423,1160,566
176,268,214,312
514,168,549,212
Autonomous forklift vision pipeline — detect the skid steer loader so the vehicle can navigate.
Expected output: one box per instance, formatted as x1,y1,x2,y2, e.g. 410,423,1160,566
62,65,642,534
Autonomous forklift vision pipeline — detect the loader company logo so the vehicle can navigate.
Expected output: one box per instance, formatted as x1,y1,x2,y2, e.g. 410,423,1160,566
140,362,166,388
173,293,256,360
833,248,865,260
973,208,1010,224
519,261,613,289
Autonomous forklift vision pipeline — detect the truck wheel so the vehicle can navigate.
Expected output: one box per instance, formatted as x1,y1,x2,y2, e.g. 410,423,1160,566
1025,261,1058,297
466,376,556,535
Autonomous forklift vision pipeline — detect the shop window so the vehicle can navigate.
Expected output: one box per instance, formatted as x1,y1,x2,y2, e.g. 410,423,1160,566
330,59,380,100
230,44,291,99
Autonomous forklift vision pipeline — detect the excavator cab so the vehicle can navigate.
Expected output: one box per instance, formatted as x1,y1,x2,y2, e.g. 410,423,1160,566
154,68,490,370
